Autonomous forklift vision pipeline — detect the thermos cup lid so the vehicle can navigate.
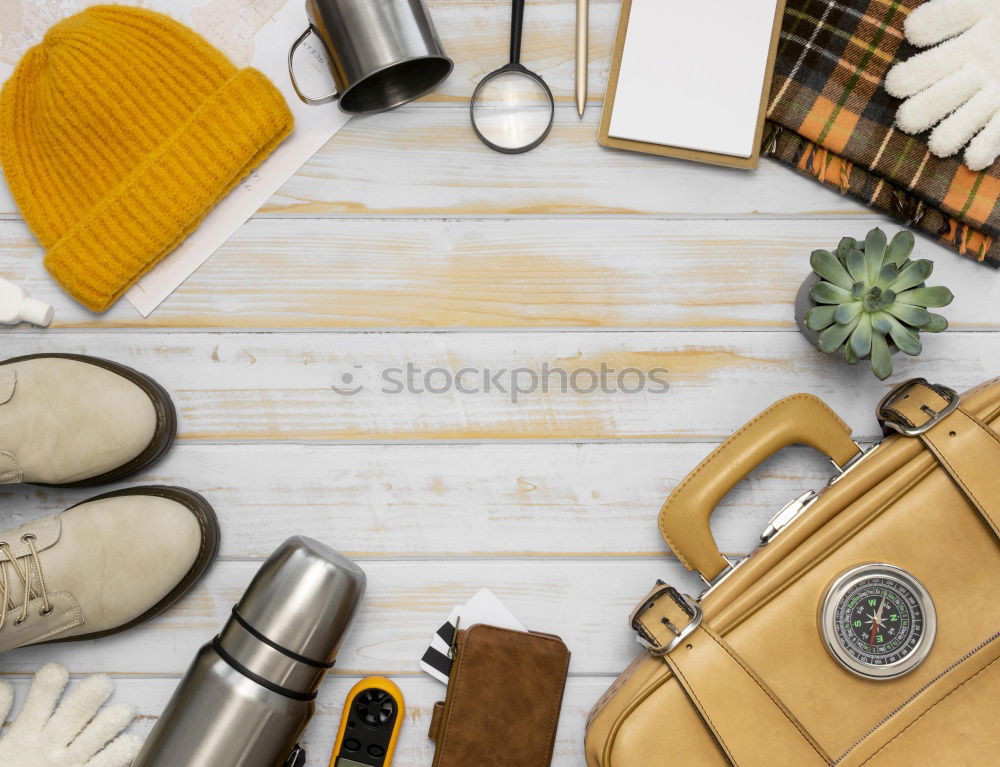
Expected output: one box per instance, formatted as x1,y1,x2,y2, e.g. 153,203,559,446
234,536,366,666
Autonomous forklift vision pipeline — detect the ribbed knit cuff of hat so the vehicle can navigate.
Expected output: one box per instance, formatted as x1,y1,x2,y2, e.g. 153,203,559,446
43,68,292,313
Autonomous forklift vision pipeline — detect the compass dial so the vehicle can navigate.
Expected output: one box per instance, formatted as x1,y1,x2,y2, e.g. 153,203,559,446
820,565,936,679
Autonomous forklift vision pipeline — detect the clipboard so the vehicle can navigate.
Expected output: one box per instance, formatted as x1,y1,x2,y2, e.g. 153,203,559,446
598,0,787,169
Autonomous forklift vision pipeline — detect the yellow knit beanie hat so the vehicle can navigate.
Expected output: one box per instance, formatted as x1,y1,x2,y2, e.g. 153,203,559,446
0,5,294,312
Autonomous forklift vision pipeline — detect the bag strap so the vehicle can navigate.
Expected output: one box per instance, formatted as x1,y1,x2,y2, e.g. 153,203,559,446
878,378,1000,541
630,584,830,766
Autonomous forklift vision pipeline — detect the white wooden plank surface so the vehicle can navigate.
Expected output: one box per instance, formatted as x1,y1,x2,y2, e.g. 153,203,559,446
1,331,992,441
0,444,833,559
262,110,874,218
1,0,998,764
2,218,992,330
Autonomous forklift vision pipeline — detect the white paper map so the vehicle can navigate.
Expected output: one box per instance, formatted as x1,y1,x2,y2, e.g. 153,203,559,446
0,0,351,316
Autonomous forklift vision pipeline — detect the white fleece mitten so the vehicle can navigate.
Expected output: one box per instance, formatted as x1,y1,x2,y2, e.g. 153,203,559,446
0,663,142,767
885,0,1000,170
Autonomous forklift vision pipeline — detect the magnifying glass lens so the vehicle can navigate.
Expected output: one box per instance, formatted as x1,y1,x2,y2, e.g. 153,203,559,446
472,70,553,151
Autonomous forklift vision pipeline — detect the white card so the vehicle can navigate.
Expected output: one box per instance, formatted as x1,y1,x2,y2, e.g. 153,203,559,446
419,589,526,684
458,588,526,634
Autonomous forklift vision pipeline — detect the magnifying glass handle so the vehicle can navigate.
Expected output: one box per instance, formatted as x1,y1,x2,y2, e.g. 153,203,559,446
576,0,588,117
510,0,525,65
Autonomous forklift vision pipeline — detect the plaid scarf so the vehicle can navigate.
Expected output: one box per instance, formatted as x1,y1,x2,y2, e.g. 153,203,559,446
764,0,1000,268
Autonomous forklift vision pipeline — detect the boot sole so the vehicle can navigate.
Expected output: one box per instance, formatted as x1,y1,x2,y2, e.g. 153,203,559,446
0,353,177,487
37,485,221,644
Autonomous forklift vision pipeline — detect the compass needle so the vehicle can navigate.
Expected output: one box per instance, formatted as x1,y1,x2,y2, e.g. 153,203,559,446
868,595,887,651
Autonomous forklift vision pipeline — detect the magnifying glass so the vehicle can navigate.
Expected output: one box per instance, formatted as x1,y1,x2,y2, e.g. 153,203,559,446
471,0,555,154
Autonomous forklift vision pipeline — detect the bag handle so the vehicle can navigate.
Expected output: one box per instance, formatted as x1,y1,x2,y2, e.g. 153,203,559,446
659,394,861,584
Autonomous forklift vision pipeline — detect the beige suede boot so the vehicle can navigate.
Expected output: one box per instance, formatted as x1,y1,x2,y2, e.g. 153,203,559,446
0,486,219,653
0,354,176,487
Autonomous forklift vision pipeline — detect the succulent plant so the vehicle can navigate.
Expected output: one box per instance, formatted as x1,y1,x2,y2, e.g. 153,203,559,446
805,228,954,380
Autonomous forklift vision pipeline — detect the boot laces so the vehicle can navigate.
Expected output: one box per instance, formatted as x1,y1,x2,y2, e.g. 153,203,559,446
0,534,52,631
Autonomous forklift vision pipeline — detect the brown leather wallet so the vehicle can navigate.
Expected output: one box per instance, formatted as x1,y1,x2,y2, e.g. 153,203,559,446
428,624,571,767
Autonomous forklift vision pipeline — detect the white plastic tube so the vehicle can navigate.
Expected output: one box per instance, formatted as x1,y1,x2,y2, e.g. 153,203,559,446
0,278,53,326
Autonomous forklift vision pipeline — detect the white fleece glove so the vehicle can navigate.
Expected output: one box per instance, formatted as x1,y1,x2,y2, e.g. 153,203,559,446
885,0,1000,170
0,663,142,767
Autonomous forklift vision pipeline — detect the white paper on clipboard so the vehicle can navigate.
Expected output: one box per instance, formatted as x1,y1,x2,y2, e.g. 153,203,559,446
608,0,779,159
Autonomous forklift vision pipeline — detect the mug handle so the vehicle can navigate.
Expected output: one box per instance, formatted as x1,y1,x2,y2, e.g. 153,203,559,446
288,27,339,105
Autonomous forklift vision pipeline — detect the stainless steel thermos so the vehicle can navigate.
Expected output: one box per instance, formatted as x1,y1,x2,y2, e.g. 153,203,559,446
133,537,367,767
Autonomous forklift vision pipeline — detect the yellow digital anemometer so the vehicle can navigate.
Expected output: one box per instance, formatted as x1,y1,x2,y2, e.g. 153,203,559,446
328,677,404,767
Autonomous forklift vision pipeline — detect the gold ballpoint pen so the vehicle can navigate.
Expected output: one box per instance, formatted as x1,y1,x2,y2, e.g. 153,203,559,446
576,0,588,117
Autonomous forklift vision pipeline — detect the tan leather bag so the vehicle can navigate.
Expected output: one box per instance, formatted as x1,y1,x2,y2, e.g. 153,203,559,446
585,378,1000,766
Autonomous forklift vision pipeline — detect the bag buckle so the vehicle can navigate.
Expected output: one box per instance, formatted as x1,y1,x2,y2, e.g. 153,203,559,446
878,378,960,437
630,582,703,656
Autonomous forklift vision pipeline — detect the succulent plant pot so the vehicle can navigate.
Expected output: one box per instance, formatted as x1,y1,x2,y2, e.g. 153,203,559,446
795,228,954,380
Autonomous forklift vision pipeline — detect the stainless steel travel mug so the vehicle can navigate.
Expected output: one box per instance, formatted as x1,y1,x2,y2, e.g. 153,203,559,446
133,537,367,767
288,0,453,113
